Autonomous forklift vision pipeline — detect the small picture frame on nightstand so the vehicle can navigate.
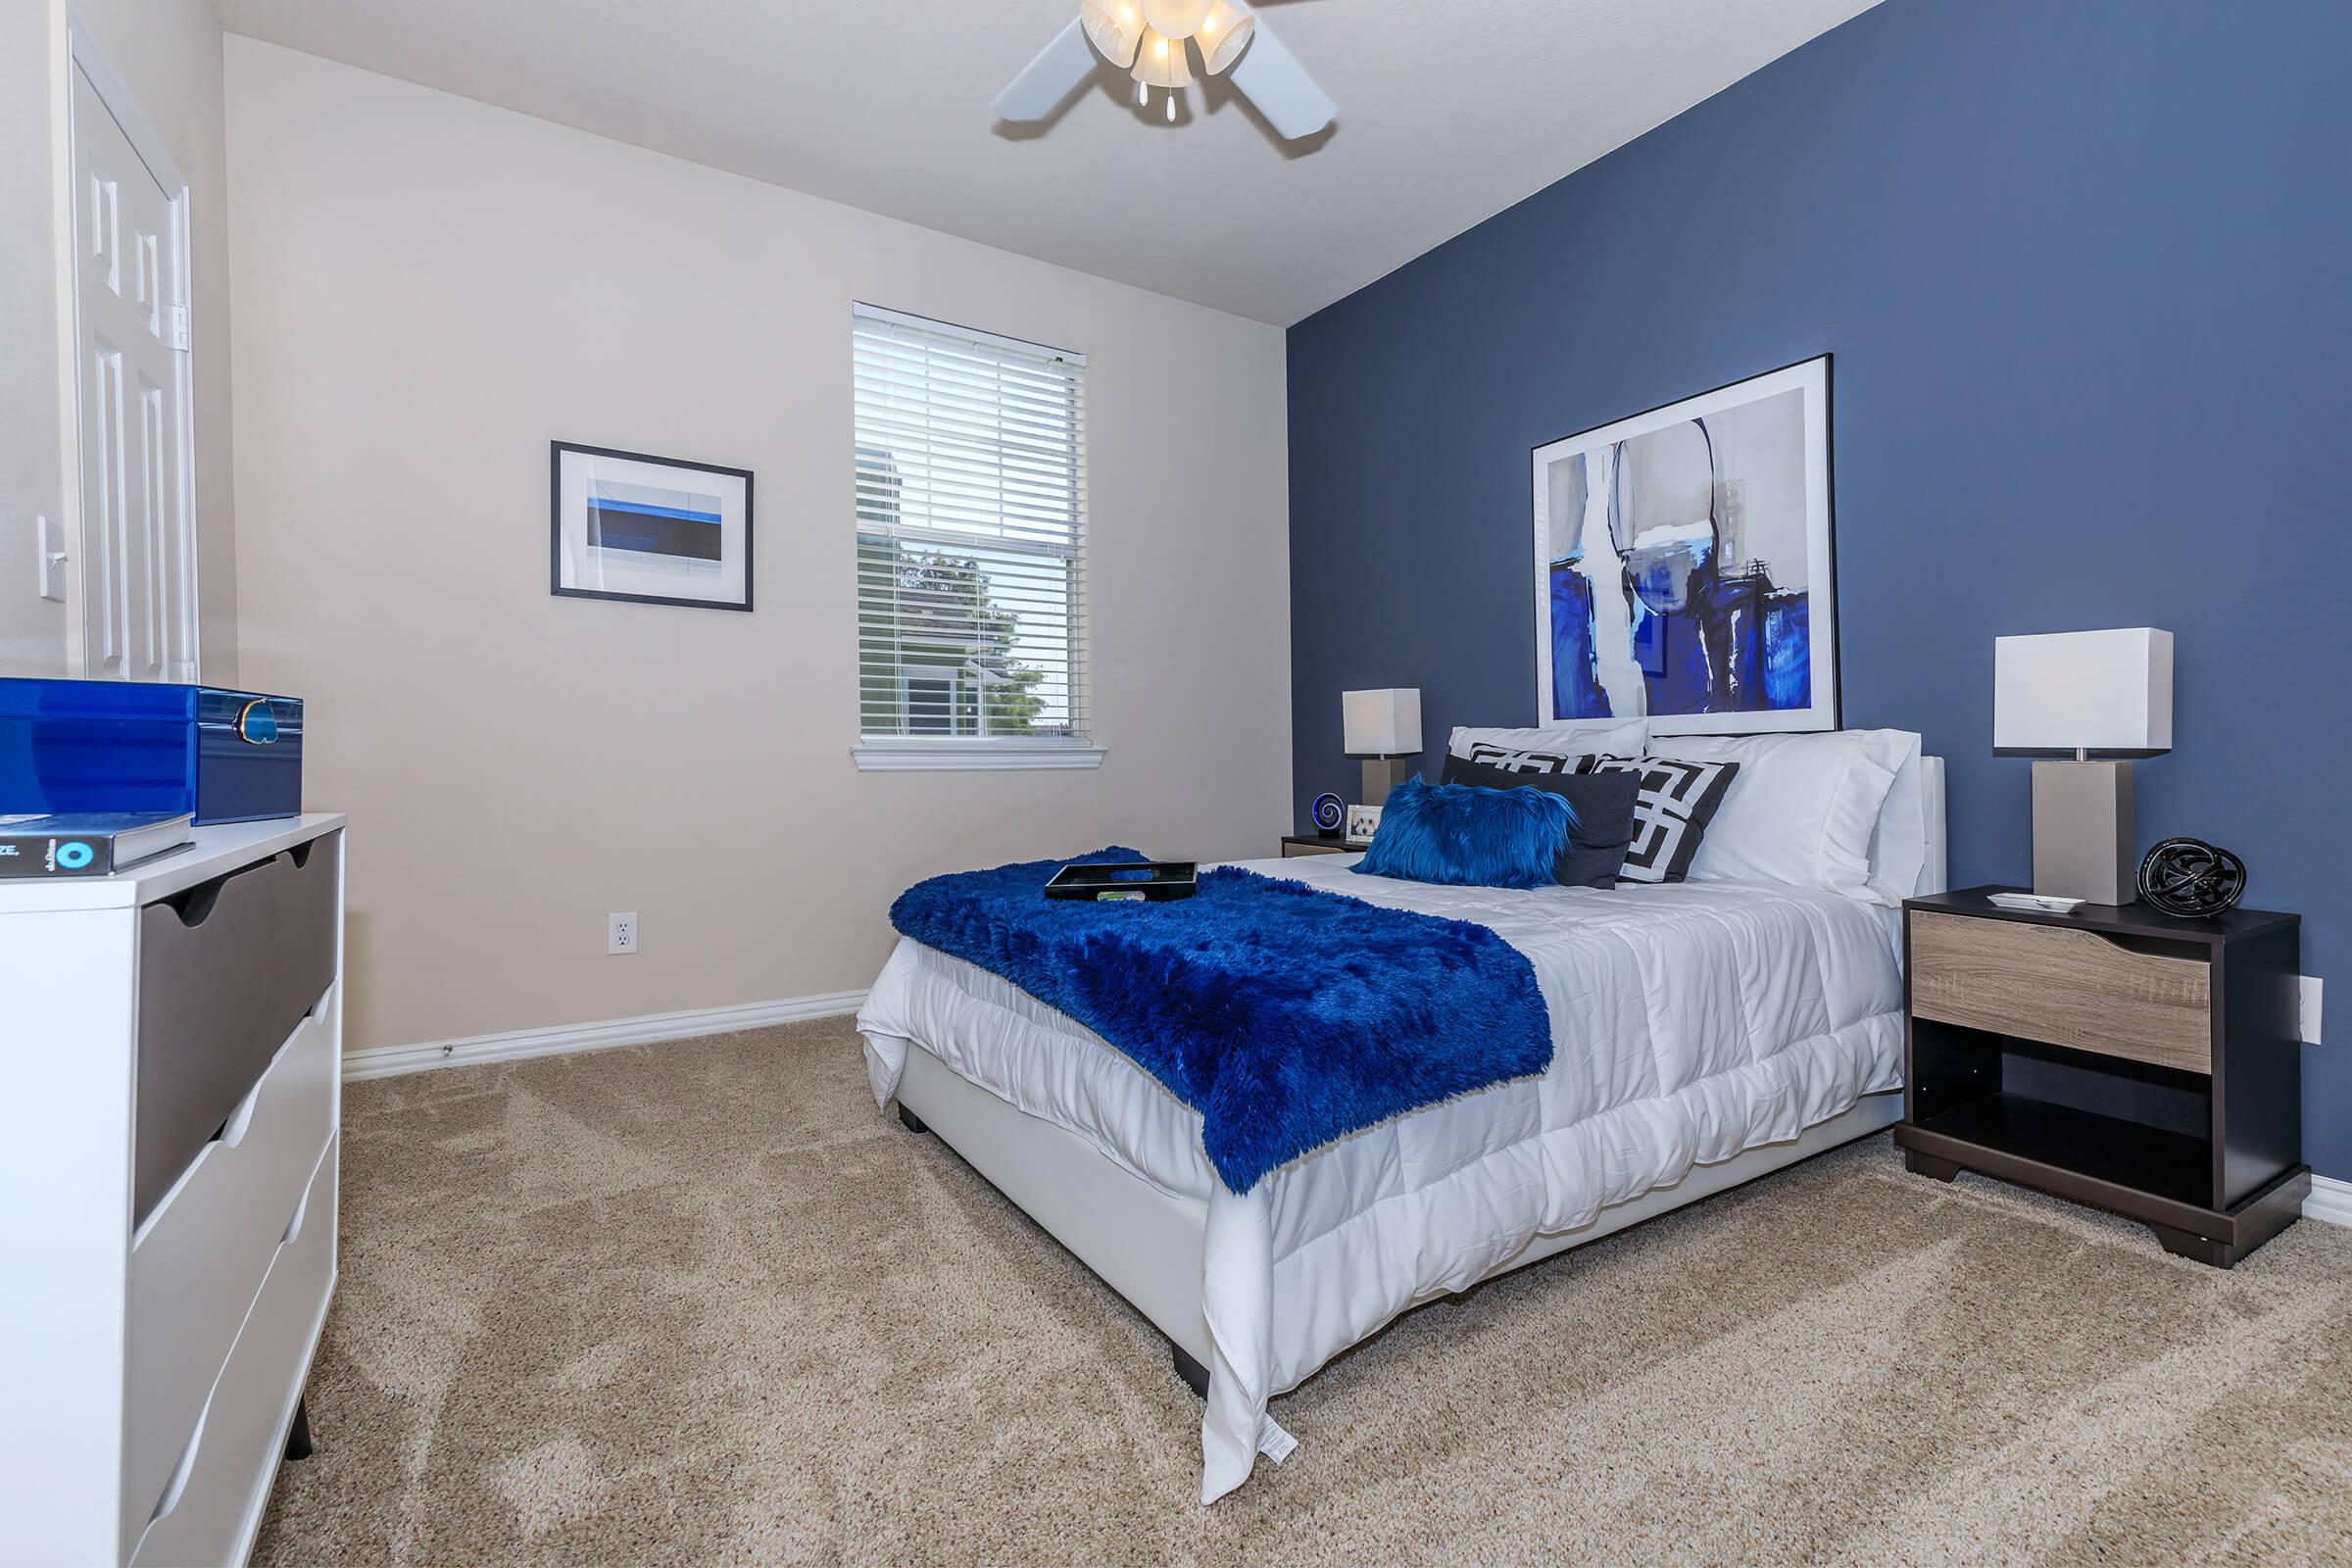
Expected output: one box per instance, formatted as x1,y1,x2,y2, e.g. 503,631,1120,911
1345,804,1382,848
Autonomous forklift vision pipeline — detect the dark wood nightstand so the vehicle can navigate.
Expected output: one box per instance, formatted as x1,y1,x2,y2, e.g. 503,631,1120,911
1279,835,1352,858
1896,888,2305,1267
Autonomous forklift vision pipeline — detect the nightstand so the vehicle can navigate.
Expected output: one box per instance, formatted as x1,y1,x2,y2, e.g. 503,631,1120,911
1896,888,2306,1267
1279,835,1352,858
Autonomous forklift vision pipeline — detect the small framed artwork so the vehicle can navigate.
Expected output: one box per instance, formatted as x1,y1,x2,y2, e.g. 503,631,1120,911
552,442,754,612
1346,803,1383,848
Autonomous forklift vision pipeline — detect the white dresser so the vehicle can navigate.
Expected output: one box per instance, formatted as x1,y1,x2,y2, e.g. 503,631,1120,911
0,815,346,1566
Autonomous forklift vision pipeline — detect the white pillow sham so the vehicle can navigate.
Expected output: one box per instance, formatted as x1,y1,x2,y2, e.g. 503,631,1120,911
1448,719,1649,767
1645,728,1919,902
1866,747,1932,904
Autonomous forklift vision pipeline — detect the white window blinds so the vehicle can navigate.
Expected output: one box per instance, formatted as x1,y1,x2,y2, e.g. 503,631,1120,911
855,304,1090,759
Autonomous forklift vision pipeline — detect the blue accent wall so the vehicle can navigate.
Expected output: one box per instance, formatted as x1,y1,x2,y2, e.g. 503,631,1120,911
1286,0,2352,1175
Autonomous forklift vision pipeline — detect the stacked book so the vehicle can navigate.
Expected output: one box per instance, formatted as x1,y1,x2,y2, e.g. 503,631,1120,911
0,812,194,877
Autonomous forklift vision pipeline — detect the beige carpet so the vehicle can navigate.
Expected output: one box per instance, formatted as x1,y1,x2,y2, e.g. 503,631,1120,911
254,1018,2352,1567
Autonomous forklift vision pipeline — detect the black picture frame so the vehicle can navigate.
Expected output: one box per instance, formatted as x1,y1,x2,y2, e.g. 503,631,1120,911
550,441,756,612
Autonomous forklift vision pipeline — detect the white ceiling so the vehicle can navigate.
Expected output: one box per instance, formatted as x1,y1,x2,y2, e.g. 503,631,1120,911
213,0,1881,325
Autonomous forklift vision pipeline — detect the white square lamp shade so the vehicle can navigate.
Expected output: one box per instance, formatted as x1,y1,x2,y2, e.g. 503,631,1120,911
1343,689,1422,757
1994,628,2173,756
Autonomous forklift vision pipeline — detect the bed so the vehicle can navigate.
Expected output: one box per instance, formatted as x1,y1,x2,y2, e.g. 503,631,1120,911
857,748,1945,1503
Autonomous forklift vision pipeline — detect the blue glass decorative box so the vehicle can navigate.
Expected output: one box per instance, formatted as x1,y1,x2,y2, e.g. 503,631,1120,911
0,679,304,826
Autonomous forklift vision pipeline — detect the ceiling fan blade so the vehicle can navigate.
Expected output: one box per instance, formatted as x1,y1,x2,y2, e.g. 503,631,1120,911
993,19,1100,122
1224,19,1335,139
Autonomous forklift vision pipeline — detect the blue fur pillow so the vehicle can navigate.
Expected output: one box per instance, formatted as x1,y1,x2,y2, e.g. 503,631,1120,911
1440,753,1640,888
1352,775,1571,890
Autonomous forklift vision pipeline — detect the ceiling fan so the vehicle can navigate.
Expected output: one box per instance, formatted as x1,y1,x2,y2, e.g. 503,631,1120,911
994,0,1337,139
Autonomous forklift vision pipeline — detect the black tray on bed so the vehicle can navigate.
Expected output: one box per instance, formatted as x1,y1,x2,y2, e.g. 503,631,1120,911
1045,860,1198,903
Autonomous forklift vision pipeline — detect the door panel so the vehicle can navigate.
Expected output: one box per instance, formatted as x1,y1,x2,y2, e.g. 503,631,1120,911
87,339,125,674
72,65,192,681
139,374,166,676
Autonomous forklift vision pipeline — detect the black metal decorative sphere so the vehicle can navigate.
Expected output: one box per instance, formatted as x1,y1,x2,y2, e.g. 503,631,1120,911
2137,838,2246,918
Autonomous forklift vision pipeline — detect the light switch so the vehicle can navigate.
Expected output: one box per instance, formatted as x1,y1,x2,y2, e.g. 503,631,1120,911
36,515,67,603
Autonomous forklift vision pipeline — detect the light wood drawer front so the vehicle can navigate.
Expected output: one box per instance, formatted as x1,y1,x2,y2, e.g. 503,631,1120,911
122,1006,334,1549
1911,911,2212,1073
130,1136,337,1568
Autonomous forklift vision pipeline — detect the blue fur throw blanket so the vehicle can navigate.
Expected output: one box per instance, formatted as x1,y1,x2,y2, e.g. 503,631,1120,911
888,850,1551,1192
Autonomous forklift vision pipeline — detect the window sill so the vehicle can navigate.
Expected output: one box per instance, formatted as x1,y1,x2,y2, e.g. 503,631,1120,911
853,741,1106,773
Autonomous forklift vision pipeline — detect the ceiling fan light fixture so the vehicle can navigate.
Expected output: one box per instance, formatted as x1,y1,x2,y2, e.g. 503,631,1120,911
995,0,1331,141
1197,0,1255,74
1129,26,1195,90
1140,0,1212,39
1079,1,1144,68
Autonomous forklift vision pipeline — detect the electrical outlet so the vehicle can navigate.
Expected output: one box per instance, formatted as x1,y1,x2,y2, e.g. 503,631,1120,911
608,911,638,956
2301,976,2323,1046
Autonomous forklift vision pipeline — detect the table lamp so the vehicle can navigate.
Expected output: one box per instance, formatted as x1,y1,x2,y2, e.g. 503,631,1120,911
1343,688,1422,809
1993,628,2173,905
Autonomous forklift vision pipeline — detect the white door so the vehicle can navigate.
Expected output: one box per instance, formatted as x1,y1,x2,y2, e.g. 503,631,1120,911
71,62,197,682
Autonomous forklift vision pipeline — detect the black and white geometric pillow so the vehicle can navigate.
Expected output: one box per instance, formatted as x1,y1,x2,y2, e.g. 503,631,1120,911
1459,742,1597,776
1590,756,1742,883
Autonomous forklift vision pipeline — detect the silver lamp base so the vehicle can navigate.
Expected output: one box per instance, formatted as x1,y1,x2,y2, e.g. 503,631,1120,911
2032,759,2136,906
1359,756,1414,810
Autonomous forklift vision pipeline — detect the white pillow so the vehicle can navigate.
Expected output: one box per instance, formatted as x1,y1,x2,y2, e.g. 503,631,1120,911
1646,729,1917,901
1449,719,1649,770
1866,746,1931,904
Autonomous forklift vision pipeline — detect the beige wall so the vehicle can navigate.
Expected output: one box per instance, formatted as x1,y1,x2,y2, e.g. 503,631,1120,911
223,39,1294,1053
0,0,240,681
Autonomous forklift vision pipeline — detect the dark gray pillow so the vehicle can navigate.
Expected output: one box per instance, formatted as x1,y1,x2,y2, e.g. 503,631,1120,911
1439,754,1641,888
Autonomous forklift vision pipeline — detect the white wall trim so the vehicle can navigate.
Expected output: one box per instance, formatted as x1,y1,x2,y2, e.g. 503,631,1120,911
2305,1173,2352,1230
343,990,867,1082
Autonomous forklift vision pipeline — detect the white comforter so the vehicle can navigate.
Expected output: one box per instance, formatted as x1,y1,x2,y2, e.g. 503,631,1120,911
856,857,1904,1503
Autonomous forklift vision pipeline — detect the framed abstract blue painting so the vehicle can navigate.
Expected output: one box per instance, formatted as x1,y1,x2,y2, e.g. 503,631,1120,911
552,442,754,612
1530,356,1837,735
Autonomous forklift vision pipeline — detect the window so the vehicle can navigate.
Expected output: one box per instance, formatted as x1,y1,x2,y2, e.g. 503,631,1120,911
853,304,1097,770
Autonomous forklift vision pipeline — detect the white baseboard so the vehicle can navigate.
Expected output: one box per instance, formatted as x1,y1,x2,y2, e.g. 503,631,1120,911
343,990,868,1083
2305,1173,2352,1230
